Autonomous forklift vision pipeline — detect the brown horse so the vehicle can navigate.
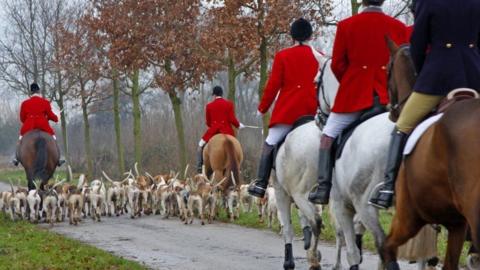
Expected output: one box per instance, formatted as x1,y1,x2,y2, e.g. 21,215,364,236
381,40,480,270
19,130,59,191
203,134,243,194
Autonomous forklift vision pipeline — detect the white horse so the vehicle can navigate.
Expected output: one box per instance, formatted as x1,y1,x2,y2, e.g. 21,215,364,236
272,57,337,270
273,55,432,270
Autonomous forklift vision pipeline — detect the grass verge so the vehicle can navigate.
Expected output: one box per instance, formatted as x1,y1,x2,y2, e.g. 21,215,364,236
0,214,146,270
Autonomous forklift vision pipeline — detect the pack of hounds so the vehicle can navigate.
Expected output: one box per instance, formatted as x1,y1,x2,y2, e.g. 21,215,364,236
0,163,280,230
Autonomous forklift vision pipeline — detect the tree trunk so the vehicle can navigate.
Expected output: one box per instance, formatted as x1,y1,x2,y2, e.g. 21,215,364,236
227,57,237,103
57,90,70,179
81,90,93,179
169,91,187,170
112,69,125,174
351,0,362,15
131,69,142,169
258,37,270,138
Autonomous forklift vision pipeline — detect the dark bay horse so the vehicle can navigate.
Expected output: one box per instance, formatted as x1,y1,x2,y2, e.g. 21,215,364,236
19,130,59,190
381,40,480,270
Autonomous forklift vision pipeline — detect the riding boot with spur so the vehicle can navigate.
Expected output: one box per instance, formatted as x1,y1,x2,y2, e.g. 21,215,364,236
248,142,275,198
369,128,408,209
196,146,205,174
308,135,334,204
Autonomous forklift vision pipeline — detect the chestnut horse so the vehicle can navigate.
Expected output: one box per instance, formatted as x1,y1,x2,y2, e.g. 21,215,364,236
203,134,243,194
381,40,480,270
18,130,59,190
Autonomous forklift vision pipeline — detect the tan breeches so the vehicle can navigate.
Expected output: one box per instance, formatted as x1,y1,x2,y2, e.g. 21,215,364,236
396,92,444,134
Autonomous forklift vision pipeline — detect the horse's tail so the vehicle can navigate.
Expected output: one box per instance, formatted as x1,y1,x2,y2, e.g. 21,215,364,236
224,138,240,189
33,137,48,182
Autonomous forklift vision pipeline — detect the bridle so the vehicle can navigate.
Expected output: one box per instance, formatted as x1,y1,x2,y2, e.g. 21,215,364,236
316,58,332,127
387,44,417,120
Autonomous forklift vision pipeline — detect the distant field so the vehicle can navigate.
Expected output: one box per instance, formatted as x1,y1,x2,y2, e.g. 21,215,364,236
0,169,470,266
0,214,146,270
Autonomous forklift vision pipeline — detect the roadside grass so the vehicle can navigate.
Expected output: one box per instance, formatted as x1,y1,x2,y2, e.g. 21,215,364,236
0,169,470,266
0,214,146,270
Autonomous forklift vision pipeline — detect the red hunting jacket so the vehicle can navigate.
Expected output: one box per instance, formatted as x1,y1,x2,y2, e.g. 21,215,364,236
201,97,240,142
258,44,319,127
19,94,58,136
331,7,408,113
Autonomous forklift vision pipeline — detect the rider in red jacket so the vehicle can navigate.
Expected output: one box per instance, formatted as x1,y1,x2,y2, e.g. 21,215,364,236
248,18,321,198
308,0,408,204
196,86,243,173
13,83,63,167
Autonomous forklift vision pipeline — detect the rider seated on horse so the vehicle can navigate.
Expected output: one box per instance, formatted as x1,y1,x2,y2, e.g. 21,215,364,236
248,18,322,198
369,0,480,209
196,86,244,173
12,83,64,167
308,0,408,204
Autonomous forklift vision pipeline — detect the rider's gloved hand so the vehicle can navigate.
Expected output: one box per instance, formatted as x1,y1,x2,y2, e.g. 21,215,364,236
239,123,245,129
256,110,263,117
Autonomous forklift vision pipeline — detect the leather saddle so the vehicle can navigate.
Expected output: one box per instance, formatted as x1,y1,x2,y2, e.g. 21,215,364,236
437,88,479,113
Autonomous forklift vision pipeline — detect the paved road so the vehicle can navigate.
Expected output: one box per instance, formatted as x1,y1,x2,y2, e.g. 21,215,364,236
1,182,420,270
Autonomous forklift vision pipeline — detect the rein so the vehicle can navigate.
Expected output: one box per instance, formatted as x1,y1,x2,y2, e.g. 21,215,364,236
316,58,332,127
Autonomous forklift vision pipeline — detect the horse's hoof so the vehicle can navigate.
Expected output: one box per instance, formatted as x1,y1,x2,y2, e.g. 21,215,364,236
309,265,320,270
130,216,135,219
349,265,359,270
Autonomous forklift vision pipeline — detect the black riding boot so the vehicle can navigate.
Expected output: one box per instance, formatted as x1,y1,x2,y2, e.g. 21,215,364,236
196,146,204,173
248,142,275,198
369,128,408,209
55,140,65,167
308,135,334,204
12,140,20,166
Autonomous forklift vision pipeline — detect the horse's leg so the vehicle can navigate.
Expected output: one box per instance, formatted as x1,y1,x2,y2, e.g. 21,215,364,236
292,194,321,270
382,210,424,270
275,187,294,270
333,224,345,270
331,199,361,269
443,223,467,270
357,205,385,270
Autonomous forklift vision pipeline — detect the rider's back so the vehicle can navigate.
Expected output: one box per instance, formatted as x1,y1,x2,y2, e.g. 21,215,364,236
331,8,407,113
411,0,480,95
20,95,57,136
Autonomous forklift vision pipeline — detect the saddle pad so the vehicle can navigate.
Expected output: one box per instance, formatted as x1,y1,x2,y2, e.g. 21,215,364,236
403,113,443,155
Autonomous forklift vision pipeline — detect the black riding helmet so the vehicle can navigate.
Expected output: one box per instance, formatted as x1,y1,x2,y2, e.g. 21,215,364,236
290,18,313,43
212,86,223,97
30,83,40,93
362,0,385,6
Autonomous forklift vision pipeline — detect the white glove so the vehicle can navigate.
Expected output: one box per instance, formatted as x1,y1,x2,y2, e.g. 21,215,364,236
256,110,263,117
239,123,245,129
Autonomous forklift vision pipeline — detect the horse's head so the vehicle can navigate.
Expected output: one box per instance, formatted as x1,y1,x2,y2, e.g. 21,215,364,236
385,37,417,122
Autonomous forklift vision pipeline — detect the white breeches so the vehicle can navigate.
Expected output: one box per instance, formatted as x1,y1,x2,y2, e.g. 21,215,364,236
198,139,206,147
323,112,362,138
265,124,292,145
